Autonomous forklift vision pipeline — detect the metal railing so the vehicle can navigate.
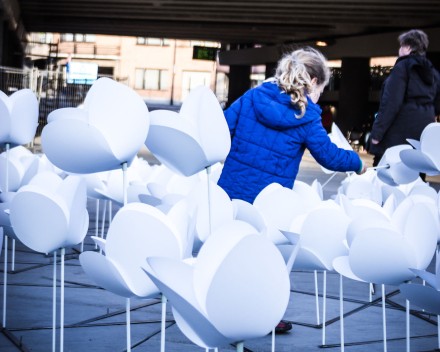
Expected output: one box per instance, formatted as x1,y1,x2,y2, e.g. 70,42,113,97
0,66,128,137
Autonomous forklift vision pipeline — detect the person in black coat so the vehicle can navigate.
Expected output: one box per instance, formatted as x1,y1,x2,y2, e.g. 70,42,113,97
370,29,440,166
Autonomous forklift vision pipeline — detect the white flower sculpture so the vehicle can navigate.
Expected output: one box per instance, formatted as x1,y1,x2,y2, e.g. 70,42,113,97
186,180,234,249
145,85,231,177
400,123,440,175
321,123,353,174
252,183,305,245
41,78,150,174
0,196,16,241
287,204,351,271
80,201,195,298
337,170,383,205
0,89,39,149
376,145,419,186
0,147,65,193
399,256,440,315
143,220,294,349
334,197,438,285
9,172,89,253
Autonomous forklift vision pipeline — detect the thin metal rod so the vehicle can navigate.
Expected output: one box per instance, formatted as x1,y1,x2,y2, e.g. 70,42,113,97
161,295,167,352
122,162,128,207
322,172,338,189
272,328,275,352
5,143,10,192
406,298,410,352
322,270,327,345
438,315,440,350
53,250,57,352
95,199,99,249
236,341,244,352
369,283,373,302
3,235,7,328
314,270,320,325
100,200,107,254
108,201,112,227
382,284,387,352
126,298,131,352
368,164,390,170
4,143,10,325
206,166,212,236
340,274,344,352
11,240,15,272
60,248,65,352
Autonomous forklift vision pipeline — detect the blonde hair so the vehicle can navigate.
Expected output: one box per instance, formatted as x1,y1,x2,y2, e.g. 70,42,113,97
275,47,330,118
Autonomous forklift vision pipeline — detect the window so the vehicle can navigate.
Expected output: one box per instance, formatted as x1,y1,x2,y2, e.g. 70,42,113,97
85,34,96,42
75,34,84,42
147,38,161,46
181,71,211,101
136,38,169,46
135,69,168,90
61,33,96,42
62,33,74,42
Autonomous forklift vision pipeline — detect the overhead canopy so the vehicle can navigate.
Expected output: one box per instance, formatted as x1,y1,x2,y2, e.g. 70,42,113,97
14,0,440,44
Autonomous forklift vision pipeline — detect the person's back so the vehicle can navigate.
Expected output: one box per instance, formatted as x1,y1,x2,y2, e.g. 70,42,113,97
218,48,366,203
370,30,440,164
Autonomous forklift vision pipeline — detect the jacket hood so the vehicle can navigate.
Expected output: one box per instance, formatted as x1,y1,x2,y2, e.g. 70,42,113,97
252,81,322,130
397,55,436,85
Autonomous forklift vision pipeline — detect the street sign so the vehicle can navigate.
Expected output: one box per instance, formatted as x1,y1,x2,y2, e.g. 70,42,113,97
192,46,217,61
67,61,98,84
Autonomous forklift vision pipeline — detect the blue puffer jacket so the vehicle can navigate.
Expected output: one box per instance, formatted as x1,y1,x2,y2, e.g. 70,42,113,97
217,81,361,203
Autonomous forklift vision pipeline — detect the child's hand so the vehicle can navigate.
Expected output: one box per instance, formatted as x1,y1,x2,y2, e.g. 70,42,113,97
356,161,368,175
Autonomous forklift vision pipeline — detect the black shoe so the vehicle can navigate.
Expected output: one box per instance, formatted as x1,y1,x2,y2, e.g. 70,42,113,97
274,320,292,333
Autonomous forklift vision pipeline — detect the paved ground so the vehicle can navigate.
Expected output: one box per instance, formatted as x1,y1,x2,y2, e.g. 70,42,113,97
1,151,440,352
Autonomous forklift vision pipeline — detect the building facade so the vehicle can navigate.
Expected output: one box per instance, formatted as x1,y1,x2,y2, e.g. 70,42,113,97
28,33,229,106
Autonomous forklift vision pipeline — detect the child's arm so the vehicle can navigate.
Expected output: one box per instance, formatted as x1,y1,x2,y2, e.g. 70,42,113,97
304,119,362,173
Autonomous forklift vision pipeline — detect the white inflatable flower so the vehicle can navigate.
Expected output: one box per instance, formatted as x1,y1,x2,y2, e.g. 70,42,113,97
286,204,351,271
143,220,292,349
186,180,234,249
80,200,194,298
0,89,39,149
334,198,437,285
253,183,305,245
400,123,440,175
376,145,419,186
145,85,230,177
42,78,149,174
10,172,89,253
399,257,440,315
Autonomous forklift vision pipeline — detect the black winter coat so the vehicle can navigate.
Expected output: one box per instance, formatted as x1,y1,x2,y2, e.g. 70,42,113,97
370,55,440,155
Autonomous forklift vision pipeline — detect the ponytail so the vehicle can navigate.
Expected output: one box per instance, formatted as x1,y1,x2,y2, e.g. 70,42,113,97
275,47,330,118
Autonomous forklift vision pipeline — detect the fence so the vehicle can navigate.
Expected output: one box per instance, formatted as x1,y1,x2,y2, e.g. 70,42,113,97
0,66,128,137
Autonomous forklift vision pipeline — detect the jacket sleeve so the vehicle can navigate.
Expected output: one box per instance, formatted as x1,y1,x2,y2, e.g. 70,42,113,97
304,120,362,172
370,62,408,141
434,70,440,116
224,97,243,138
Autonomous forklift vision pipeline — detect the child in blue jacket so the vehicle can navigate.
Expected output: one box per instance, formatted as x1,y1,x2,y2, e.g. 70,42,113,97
218,47,366,203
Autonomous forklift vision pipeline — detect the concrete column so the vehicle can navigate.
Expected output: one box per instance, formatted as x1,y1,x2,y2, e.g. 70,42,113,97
226,65,251,108
337,57,370,137
0,10,4,66
265,62,277,79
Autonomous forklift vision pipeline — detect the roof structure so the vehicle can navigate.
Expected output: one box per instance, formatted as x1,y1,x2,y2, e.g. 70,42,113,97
15,0,440,44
